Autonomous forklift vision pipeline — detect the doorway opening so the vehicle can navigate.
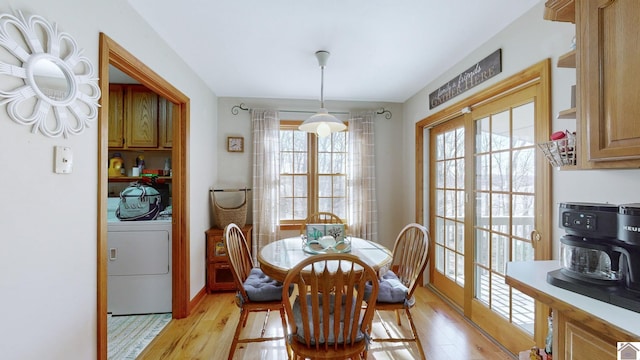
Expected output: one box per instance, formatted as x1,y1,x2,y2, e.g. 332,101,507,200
97,33,191,360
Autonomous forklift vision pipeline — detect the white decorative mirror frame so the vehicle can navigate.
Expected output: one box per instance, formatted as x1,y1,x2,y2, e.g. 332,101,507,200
0,10,100,138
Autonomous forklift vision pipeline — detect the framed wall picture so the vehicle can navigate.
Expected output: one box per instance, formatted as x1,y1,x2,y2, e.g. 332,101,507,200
227,136,244,152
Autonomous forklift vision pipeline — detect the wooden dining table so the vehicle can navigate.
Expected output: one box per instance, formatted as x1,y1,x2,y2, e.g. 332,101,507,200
258,236,393,282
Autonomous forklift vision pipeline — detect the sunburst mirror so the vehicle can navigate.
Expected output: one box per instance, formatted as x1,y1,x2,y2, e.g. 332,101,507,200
0,10,100,138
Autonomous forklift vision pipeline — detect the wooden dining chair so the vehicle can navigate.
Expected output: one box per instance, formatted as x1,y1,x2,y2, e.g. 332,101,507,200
299,212,346,235
281,253,379,360
224,223,288,359
372,223,430,360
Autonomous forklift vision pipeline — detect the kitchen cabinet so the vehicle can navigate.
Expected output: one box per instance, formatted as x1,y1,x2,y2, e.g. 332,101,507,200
578,0,640,165
206,225,252,292
506,261,640,360
107,85,172,183
543,0,575,22
108,84,161,149
108,84,125,148
544,0,640,169
158,97,173,149
126,85,158,148
557,313,616,360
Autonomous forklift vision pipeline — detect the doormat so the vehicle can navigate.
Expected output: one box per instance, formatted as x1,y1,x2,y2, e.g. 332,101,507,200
108,313,171,360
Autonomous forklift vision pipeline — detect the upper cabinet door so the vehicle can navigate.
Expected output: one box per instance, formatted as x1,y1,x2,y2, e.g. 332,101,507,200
158,97,173,149
579,0,640,162
126,85,159,148
108,85,125,148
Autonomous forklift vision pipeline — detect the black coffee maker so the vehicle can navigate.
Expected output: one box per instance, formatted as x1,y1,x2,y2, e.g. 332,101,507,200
547,202,640,312
616,203,640,294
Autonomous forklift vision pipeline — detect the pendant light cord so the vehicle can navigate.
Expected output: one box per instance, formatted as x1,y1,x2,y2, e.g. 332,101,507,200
319,64,325,108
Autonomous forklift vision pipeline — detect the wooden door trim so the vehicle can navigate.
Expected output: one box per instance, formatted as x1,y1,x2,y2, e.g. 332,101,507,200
97,33,190,360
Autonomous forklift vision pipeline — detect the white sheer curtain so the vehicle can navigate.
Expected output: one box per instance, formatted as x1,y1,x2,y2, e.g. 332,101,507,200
347,111,378,242
251,109,280,258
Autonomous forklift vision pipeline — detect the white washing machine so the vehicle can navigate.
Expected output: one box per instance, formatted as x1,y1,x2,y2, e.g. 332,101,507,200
107,199,172,315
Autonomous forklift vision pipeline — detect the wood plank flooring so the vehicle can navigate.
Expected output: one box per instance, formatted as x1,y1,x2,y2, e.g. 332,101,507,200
138,286,517,360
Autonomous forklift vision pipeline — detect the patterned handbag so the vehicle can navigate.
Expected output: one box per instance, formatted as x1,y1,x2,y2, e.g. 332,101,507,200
116,183,162,221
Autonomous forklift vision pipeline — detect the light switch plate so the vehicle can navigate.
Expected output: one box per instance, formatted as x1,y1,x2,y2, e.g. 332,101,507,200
54,146,73,174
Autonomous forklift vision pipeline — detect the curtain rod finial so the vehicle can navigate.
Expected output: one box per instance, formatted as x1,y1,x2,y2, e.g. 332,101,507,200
231,103,249,115
376,108,392,120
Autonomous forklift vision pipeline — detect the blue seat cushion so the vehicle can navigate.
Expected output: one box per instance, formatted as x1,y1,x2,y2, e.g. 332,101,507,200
292,294,364,345
243,268,284,302
376,271,409,303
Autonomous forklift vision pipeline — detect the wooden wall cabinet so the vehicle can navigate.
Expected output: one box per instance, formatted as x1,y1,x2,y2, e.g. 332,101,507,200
205,225,252,292
545,0,640,169
158,97,173,149
108,84,125,148
126,85,158,148
544,0,575,22
578,0,640,165
108,84,173,150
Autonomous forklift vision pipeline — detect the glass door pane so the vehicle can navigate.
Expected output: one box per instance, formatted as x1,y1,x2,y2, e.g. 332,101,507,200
473,101,536,335
430,116,465,305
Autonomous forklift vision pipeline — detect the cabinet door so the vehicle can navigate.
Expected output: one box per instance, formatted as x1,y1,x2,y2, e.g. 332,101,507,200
126,85,158,148
206,229,226,261
579,0,640,161
158,97,173,148
563,321,616,360
108,85,125,148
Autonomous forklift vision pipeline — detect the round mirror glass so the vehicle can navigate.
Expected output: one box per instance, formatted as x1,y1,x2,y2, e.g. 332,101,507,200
31,58,71,102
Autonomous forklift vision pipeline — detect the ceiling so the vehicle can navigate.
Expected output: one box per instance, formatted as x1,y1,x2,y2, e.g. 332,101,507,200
127,0,540,103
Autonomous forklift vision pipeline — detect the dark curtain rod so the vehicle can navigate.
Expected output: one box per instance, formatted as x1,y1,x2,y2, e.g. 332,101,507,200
209,188,251,192
230,103,392,120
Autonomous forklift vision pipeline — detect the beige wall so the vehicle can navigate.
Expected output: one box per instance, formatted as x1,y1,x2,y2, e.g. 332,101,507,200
0,1,217,358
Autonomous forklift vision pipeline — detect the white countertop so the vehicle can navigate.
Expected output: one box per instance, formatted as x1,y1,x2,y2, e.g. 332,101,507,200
506,260,640,336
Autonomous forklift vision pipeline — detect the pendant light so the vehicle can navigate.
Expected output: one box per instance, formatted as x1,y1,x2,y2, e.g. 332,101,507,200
299,50,346,137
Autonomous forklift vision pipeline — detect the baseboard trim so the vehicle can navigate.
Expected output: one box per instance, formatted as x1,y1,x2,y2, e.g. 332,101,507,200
188,286,207,314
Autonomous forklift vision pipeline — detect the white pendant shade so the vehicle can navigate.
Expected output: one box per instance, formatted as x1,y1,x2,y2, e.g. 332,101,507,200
299,108,346,138
299,50,345,138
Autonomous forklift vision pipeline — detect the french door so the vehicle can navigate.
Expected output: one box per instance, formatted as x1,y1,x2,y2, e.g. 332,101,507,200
429,79,551,353
470,85,544,352
430,115,466,306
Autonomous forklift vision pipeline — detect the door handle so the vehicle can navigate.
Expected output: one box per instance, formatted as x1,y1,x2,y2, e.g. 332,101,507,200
530,230,541,248
109,248,117,261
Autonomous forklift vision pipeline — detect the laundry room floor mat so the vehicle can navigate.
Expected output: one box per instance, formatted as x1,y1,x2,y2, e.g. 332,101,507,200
108,313,171,360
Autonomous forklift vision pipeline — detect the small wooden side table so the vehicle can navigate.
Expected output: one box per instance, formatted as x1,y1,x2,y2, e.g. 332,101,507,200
205,225,252,292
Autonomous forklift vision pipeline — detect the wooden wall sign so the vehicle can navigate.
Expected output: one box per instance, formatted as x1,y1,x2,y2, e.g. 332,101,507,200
429,49,502,109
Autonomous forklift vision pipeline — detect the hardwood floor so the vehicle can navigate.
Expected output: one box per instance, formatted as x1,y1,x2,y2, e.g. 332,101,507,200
138,286,517,359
